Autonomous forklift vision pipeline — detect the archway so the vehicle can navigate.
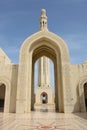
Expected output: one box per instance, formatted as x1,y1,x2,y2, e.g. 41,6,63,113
84,83,87,111
0,84,5,112
31,45,59,111
16,30,72,113
41,92,48,104
78,77,87,112
0,77,11,113
33,55,55,111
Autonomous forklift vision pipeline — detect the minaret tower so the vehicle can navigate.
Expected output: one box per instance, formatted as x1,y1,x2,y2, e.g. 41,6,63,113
35,9,53,106
38,9,50,88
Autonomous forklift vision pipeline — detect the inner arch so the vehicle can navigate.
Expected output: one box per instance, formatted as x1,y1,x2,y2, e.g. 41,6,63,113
0,83,6,112
33,45,57,62
31,44,63,112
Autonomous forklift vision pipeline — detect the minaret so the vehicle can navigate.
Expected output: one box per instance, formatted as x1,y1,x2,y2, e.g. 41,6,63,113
35,9,53,105
39,9,48,31
38,56,50,87
38,9,49,86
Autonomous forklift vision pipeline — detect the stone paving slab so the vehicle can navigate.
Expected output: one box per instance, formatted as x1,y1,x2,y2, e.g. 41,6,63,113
0,112,87,130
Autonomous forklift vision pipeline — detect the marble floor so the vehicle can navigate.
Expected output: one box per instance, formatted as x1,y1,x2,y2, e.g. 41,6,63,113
0,110,87,130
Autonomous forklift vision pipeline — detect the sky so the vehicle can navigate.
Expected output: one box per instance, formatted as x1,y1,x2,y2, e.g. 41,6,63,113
0,0,87,64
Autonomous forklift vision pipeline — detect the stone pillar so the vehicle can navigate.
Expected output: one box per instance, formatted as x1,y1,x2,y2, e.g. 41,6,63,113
38,56,50,87
38,57,44,86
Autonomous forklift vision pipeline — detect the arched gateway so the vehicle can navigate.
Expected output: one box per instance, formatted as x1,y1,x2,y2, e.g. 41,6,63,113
0,77,11,113
16,9,73,113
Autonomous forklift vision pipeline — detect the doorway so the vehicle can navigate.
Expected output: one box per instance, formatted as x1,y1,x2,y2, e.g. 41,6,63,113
84,83,87,111
0,84,5,112
41,92,48,104
33,56,55,111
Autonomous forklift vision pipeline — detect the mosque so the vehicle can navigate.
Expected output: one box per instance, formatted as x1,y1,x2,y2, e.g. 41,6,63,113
0,9,87,113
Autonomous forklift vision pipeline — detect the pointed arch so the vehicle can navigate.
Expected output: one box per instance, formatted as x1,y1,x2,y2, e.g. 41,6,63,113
78,76,87,112
20,31,70,63
41,92,48,104
0,76,11,112
16,30,72,113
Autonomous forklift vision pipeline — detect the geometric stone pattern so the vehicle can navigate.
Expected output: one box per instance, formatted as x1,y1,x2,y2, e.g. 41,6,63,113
0,112,87,130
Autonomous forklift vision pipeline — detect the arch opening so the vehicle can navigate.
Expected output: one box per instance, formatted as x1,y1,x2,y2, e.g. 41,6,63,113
32,45,57,62
33,56,55,111
41,92,48,104
84,83,87,111
31,44,63,112
0,83,6,112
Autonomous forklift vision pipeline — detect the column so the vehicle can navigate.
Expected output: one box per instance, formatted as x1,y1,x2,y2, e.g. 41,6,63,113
38,56,50,87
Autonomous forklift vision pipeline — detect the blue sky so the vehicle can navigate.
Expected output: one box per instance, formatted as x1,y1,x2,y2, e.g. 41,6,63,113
0,0,87,64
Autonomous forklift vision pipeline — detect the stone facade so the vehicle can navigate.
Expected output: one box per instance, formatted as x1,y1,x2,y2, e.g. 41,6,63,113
0,9,87,113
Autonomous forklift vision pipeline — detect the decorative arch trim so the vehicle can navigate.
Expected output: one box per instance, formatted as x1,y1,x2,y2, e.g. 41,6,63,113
20,31,70,64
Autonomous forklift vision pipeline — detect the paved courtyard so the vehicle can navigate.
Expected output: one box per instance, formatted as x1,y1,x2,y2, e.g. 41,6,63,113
0,110,87,130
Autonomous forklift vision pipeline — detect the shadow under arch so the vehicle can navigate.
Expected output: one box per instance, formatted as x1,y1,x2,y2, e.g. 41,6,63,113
32,45,56,62
78,76,87,113
0,77,11,113
0,83,5,112
73,79,87,120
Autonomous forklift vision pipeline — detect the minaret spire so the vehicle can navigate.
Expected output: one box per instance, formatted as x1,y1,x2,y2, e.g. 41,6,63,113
40,9,48,31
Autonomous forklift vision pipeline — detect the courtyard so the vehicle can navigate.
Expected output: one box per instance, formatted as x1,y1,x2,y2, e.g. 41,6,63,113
0,110,87,130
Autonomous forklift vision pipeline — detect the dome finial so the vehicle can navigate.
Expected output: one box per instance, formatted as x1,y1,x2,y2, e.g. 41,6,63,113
39,9,48,31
